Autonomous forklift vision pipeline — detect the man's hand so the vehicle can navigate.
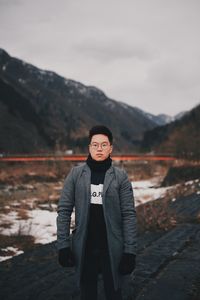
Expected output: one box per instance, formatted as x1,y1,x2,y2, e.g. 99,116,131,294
119,253,136,275
58,247,75,267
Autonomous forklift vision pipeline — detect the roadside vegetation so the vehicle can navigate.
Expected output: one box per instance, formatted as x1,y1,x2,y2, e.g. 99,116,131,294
0,159,199,260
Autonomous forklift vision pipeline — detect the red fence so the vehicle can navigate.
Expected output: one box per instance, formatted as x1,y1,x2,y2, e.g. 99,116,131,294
0,154,177,162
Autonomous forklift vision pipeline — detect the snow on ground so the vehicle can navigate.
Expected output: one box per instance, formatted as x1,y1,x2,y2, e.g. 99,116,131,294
1,176,196,262
0,177,167,261
0,247,23,262
0,205,75,262
0,209,58,244
132,177,172,206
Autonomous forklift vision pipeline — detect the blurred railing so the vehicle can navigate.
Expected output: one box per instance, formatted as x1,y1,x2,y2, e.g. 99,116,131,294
0,153,177,162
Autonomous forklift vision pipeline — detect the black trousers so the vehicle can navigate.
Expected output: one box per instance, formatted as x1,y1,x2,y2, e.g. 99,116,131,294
80,249,122,300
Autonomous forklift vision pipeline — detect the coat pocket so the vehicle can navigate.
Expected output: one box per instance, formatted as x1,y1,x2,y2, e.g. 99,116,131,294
72,226,80,239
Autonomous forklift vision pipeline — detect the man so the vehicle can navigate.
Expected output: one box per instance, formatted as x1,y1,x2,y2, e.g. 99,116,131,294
57,125,137,300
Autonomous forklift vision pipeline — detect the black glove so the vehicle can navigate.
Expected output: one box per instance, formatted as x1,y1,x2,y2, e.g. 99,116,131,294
58,247,75,267
119,253,136,275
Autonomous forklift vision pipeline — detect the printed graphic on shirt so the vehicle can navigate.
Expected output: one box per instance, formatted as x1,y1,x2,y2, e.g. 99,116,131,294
91,184,103,205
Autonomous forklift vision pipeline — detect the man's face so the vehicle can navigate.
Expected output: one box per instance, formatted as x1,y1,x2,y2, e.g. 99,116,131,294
89,134,113,161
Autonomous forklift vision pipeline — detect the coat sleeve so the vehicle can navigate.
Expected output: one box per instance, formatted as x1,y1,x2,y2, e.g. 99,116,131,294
56,168,75,250
119,170,137,255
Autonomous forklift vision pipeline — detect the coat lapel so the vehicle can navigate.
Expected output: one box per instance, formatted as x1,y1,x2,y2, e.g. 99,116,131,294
103,166,115,196
82,164,91,203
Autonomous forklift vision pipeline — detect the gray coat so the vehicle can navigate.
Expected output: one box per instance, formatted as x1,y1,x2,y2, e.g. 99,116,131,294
56,163,137,290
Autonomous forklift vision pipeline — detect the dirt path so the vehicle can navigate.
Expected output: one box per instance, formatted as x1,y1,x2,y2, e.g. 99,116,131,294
0,226,200,299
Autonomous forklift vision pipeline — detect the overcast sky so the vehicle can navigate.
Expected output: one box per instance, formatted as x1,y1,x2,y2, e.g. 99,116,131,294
0,0,200,115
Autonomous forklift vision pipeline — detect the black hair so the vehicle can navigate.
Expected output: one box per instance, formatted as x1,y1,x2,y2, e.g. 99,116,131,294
89,125,113,144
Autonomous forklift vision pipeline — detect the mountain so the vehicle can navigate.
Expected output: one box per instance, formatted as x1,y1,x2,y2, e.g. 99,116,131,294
133,107,174,126
134,106,188,126
0,49,158,154
156,111,188,125
0,78,52,153
174,110,188,120
141,103,200,159
155,114,174,125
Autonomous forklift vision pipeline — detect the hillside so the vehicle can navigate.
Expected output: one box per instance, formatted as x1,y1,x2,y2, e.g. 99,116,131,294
0,49,158,154
142,104,200,159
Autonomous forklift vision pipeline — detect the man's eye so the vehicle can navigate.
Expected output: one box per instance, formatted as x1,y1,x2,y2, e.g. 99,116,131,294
92,143,98,147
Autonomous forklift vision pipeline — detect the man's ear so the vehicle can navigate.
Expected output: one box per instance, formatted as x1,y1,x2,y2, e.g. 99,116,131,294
110,145,113,154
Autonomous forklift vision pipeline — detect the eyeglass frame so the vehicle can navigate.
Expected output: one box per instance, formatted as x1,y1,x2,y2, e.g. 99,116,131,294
89,142,112,150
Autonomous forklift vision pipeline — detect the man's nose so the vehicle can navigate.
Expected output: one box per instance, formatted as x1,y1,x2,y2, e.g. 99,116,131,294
97,144,103,150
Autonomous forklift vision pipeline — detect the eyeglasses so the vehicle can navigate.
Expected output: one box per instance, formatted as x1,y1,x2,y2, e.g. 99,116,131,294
90,142,111,150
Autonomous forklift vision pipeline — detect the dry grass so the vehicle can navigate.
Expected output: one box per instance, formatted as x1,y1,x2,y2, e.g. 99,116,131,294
0,234,35,256
136,197,177,232
17,208,29,220
118,160,171,181
0,222,12,229
0,160,74,184
136,178,200,233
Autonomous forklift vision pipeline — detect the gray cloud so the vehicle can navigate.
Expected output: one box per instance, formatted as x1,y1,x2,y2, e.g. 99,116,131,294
0,0,200,115
73,37,158,63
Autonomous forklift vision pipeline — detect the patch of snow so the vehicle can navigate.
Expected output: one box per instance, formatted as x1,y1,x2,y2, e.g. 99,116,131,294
26,184,35,190
78,86,87,95
38,203,57,209
49,195,58,200
132,178,171,206
21,197,39,203
12,202,21,207
28,209,57,244
119,101,129,110
53,186,62,191
0,208,75,247
0,247,24,262
10,184,35,191
185,180,194,185
104,100,116,109
0,255,13,262
39,70,47,75
0,210,56,244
